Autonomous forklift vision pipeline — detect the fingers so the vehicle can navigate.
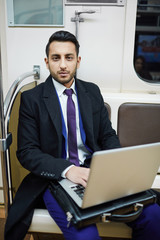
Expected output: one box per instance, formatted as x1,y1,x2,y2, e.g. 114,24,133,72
65,166,90,188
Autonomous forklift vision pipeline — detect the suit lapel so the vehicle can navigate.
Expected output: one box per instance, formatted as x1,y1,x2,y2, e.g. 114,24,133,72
42,76,63,155
76,79,95,149
42,77,95,154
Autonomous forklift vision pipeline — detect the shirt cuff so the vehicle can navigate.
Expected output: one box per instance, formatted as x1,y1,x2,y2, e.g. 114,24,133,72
61,165,74,178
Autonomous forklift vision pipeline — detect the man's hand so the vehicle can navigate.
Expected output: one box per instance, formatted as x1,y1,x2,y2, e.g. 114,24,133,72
65,166,90,188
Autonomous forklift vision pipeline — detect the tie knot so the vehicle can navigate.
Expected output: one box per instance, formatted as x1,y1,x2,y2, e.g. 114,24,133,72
64,89,73,97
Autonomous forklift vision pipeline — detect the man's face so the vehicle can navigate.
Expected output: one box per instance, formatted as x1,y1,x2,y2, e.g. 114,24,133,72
45,41,81,88
135,58,143,73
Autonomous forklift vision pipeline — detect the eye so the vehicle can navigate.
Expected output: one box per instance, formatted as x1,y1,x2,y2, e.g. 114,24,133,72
52,56,60,61
66,55,74,61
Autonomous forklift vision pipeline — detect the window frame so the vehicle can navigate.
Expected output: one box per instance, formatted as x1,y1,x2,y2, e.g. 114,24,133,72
7,0,64,27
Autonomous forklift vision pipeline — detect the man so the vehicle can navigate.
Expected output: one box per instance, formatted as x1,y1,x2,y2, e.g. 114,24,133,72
134,56,153,80
5,31,160,240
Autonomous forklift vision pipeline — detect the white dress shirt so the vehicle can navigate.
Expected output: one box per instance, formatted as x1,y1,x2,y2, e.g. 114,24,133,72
52,78,90,177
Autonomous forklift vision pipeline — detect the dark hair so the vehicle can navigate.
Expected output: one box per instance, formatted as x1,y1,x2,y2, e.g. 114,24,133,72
45,31,80,57
134,55,146,65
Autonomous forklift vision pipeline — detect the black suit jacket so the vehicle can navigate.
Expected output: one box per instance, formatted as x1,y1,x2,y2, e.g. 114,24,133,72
5,76,120,239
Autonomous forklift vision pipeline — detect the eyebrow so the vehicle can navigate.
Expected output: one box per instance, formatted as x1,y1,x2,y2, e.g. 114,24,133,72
50,53,74,57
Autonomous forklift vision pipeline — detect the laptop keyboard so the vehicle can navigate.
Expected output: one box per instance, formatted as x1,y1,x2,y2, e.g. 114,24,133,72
71,185,85,200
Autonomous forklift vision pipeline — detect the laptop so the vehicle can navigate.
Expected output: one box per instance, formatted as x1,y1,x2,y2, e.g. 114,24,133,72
59,142,160,209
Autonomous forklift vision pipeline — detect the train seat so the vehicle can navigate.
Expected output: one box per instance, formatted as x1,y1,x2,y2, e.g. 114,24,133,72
104,102,111,120
7,82,132,239
117,102,160,147
117,102,160,193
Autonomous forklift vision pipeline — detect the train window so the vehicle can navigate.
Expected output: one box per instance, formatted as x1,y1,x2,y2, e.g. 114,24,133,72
7,0,64,27
134,0,160,83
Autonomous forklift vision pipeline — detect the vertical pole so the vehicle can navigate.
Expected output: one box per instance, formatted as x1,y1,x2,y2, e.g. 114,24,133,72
75,12,79,40
0,41,10,217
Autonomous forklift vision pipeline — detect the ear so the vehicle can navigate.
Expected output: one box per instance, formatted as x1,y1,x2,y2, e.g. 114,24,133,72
77,56,81,69
44,58,49,69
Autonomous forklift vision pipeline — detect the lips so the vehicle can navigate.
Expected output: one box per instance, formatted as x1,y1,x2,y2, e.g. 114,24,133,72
59,71,69,77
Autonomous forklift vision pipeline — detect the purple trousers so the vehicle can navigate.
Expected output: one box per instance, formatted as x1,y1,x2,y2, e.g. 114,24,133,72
43,189,160,240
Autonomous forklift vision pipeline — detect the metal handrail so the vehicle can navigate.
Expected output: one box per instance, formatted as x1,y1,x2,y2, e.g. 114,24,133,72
71,10,96,39
4,65,40,120
0,66,40,217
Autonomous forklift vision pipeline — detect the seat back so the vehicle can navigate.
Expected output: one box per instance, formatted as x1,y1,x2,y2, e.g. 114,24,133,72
8,82,36,199
104,102,111,120
117,102,160,147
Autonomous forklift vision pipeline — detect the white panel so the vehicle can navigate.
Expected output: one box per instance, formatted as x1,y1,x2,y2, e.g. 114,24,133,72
6,4,126,93
0,0,9,98
76,6,126,92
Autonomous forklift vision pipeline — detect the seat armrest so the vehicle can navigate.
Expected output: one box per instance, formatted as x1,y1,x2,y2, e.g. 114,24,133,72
28,209,62,234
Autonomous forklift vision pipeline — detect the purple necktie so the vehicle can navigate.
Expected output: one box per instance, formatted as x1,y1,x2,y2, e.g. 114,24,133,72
64,89,79,166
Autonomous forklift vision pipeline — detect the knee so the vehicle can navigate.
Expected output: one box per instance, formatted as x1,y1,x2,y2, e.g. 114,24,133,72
74,233,100,240
128,203,160,240
142,203,160,222
127,203,160,229
143,203,160,220
70,224,101,240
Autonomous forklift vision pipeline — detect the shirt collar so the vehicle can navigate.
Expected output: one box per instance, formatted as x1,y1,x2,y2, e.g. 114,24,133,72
52,78,76,97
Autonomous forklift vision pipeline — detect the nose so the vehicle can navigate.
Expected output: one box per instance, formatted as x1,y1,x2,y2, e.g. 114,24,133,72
59,57,67,69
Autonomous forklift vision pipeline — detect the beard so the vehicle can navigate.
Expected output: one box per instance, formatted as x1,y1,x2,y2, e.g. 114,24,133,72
49,65,77,86
52,71,76,86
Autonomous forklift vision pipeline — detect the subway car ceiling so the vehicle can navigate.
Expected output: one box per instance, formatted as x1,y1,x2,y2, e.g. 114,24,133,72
1,0,160,96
